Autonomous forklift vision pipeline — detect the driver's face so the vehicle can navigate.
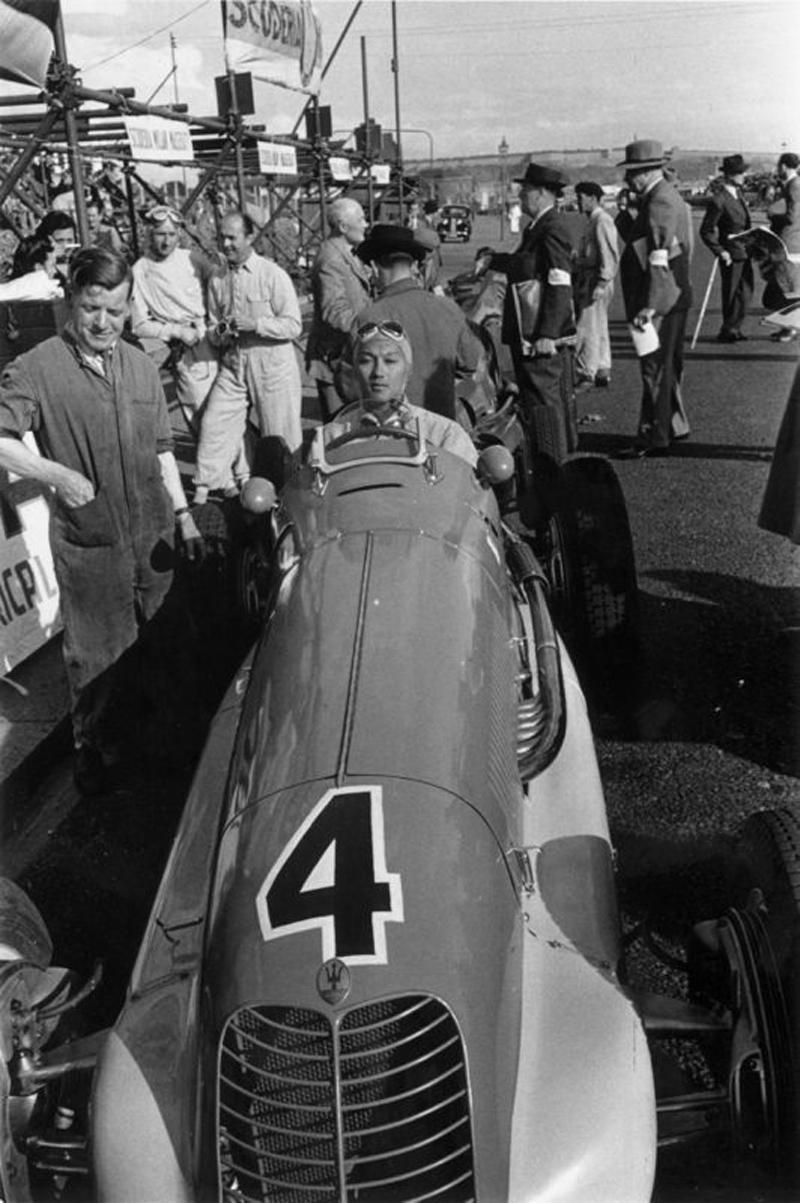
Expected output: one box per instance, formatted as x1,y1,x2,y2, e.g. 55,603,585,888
355,337,409,405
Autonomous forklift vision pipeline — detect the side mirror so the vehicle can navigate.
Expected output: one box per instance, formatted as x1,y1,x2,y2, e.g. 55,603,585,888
240,477,277,515
477,444,515,486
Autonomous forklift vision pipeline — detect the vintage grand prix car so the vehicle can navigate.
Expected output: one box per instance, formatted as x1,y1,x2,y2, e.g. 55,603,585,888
1,415,799,1202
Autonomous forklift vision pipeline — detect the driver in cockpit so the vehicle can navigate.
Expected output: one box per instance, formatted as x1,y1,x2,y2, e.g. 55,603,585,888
323,321,478,467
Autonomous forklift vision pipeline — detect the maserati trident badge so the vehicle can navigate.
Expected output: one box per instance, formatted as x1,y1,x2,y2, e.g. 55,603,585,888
317,957,351,1005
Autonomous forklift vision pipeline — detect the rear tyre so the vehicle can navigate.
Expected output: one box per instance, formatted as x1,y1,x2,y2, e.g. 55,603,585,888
528,455,640,719
727,804,800,1185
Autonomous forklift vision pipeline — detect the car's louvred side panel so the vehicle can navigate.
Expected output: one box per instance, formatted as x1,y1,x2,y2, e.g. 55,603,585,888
218,996,475,1203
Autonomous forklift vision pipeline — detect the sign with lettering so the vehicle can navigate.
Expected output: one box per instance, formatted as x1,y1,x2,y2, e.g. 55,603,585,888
0,436,60,673
370,164,391,185
222,0,323,94
257,141,298,176
124,116,195,163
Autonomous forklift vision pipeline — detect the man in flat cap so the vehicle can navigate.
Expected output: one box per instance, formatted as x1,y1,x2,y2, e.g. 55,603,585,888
476,161,577,463
617,139,692,457
700,154,753,342
354,224,481,419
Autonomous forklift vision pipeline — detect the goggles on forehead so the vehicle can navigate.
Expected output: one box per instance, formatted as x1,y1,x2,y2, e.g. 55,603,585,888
145,204,183,226
355,320,406,343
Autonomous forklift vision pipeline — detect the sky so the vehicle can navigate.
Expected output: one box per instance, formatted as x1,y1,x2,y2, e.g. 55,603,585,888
2,0,799,168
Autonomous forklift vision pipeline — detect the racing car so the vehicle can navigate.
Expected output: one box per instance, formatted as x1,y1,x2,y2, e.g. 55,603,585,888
1,416,799,1202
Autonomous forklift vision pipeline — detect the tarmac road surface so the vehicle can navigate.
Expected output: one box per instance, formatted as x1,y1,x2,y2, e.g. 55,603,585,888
2,209,799,1202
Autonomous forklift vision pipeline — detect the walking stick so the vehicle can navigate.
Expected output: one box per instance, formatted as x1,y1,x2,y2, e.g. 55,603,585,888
690,257,719,349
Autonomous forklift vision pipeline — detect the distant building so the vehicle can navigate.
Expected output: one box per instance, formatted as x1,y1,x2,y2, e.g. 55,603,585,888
405,146,779,211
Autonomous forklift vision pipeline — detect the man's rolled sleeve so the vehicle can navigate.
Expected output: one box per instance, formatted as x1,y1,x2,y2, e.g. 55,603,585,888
154,388,174,455
0,361,39,440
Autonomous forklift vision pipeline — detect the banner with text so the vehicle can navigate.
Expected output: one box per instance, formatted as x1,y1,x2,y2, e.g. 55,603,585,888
222,0,323,95
125,116,195,163
0,437,60,673
0,0,59,88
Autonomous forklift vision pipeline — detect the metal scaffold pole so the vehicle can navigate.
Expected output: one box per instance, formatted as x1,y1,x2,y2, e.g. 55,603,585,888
53,10,89,243
391,0,403,220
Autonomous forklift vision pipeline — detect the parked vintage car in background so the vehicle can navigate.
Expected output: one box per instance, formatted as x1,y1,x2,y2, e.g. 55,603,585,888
436,203,472,243
1,410,798,1201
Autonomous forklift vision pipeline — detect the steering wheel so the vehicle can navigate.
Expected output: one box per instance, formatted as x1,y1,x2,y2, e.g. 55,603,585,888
324,421,422,453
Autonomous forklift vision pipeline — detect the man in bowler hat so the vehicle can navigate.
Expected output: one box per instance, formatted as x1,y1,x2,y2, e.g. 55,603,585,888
617,139,692,458
700,154,753,341
476,162,577,463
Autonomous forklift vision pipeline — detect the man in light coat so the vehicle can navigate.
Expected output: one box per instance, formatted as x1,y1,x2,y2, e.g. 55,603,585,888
193,211,302,502
305,197,373,419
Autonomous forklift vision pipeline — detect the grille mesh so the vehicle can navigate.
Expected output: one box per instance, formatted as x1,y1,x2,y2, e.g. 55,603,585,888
218,995,475,1202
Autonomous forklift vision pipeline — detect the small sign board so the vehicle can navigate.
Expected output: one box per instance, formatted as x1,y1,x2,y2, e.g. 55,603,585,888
124,116,194,163
257,141,298,176
370,164,391,185
329,157,352,182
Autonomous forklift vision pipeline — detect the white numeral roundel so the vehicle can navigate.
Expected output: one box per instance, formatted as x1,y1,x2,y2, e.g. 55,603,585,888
256,786,404,964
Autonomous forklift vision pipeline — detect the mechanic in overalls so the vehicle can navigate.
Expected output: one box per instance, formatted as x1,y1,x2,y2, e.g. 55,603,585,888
0,247,202,794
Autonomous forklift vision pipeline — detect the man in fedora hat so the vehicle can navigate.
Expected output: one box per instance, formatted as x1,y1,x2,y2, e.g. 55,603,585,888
700,154,753,341
353,224,480,419
617,139,692,458
476,161,577,463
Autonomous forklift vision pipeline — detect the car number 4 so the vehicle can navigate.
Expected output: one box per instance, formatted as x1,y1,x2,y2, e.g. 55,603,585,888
256,786,404,964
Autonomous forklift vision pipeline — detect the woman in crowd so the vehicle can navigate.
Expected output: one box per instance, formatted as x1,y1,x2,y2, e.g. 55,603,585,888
1,233,63,301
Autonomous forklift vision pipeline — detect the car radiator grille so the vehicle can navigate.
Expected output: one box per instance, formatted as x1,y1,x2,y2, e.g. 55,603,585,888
218,994,475,1203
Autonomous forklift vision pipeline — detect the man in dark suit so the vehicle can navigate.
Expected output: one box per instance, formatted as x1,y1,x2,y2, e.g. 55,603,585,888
477,162,577,463
700,153,753,342
617,140,693,458
305,198,373,419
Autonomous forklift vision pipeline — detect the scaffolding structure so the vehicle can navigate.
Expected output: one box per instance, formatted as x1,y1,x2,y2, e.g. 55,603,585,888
0,4,416,283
